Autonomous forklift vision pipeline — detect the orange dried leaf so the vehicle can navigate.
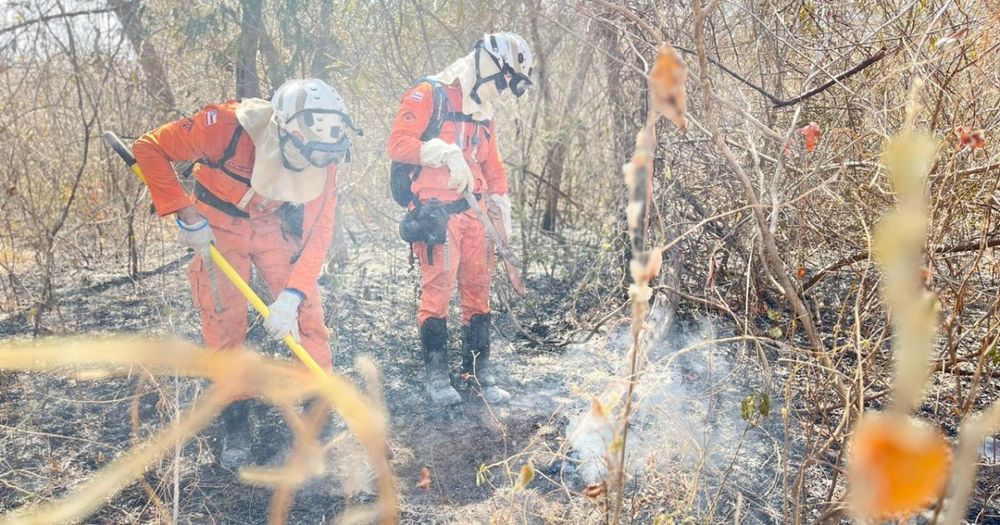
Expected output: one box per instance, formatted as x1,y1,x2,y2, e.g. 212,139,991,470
799,122,822,153
648,43,688,132
848,413,951,520
416,466,432,491
590,397,606,421
797,266,806,280
783,137,794,159
955,126,987,150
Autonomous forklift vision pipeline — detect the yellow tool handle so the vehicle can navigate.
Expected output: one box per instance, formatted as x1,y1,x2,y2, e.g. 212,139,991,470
102,131,328,377
206,245,327,377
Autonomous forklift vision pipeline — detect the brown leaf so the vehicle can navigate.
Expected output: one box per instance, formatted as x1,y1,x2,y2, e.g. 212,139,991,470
648,43,688,132
515,463,535,491
416,466,432,491
584,483,606,499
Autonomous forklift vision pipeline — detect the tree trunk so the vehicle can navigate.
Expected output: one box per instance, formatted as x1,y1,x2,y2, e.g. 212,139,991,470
309,0,338,81
235,0,263,99
600,20,642,293
110,0,176,114
541,53,591,231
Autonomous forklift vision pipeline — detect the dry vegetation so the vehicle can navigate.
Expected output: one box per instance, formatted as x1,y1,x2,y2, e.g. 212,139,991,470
2,0,1000,524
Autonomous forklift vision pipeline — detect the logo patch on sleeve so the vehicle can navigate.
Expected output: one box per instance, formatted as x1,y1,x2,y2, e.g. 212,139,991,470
204,109,218,126
402,111,416,122
409,91,424,102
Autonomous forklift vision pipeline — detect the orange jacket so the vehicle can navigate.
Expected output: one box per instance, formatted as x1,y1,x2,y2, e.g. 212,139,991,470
133,101,338,297
387,82,508,203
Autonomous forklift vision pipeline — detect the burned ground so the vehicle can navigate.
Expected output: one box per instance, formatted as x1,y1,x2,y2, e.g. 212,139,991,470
2,218,1000,523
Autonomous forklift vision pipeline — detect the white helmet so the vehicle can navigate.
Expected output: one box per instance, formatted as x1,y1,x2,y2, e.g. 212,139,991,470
271,78,361,168
471,32,534,103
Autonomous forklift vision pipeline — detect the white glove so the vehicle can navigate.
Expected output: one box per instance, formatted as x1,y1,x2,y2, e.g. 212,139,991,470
420,138,473,194
264,290,303,342
419,138,460,167
444,154,473,194
487,193,513,238
176,217,215,252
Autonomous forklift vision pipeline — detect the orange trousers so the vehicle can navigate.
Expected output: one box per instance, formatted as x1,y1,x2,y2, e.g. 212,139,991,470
414,206,494,326
188,213,333,372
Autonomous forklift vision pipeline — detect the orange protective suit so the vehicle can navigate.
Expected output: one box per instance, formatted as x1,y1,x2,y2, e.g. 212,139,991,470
133,101,336,372
387,82,508,326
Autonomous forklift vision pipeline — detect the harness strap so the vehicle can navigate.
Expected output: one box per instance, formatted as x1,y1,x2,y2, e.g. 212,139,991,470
442,111,489,125
235,187,256,211
198,127,250,185
195,182,250,219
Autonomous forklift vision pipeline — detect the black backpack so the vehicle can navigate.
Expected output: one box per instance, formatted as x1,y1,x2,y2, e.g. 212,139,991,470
390,78,449,207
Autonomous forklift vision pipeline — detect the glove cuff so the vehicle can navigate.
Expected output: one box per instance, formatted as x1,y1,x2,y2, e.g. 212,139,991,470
176,217,209,231
279,288,304,308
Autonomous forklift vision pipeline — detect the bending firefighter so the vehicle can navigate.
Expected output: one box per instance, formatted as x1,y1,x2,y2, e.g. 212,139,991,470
133,79,359,467
387,33,533,407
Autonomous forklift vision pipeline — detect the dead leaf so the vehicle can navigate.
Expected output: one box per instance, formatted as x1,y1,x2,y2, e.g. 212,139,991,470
783,137,794,159
799,122,822,153
848,413,951,520
515,463,534,491
648,43,688,132
955,126,986,150
584,483,606,499
416,466,431,491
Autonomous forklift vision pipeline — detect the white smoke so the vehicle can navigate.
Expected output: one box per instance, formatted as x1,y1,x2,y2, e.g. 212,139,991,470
562,309,782,521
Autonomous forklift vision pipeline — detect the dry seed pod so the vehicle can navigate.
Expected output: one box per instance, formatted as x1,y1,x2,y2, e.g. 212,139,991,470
648,43,688,132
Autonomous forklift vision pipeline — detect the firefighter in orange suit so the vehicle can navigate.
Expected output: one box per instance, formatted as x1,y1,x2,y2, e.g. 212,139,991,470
387,33,533,407
133,79,360,467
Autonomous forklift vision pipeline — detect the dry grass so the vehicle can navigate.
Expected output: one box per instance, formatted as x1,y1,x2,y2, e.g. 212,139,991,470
0,338,395,525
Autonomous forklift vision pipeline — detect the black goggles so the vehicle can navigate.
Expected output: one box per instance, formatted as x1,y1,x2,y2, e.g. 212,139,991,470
278,127,350,168
472,43,532,102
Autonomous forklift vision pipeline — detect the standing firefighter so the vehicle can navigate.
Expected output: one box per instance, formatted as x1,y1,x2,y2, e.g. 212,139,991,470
133,79,359,467
387,33,533,407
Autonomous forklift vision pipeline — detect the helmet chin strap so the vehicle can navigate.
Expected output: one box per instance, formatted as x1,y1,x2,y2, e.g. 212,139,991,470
278,131,310,172
470,43,507,104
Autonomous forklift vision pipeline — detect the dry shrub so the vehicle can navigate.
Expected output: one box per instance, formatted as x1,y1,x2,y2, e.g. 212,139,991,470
0,337,396,525
847,86,1000,524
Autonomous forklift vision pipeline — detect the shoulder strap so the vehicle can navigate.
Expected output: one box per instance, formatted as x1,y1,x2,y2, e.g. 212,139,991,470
198,125,249,185
415,77,449,141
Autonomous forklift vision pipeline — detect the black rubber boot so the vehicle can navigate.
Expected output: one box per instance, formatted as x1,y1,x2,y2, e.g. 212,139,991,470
421,317,462,407
462,313,511,404
220,399,253,469
302,397,343,444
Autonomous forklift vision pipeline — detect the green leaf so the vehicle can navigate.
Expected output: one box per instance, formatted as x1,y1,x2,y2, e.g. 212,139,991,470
740,394,754,421
767,326,784,339
758,393,771,418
